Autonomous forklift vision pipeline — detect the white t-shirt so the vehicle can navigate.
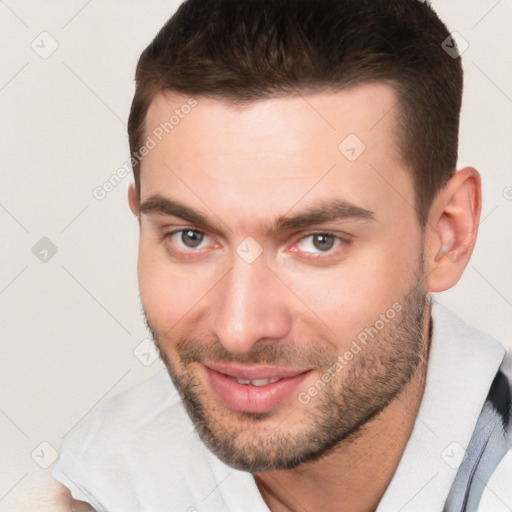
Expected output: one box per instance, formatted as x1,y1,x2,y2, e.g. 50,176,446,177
52,302,512,511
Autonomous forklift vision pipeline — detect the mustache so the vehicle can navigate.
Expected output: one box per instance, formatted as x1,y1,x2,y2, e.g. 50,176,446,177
143,308,338,368
175,336,336,368
145,317,336,368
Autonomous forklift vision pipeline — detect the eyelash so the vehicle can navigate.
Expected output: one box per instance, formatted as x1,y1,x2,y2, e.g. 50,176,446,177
162,229,350,261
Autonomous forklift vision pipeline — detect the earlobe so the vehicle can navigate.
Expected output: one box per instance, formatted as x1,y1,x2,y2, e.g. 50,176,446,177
128,183,140,217
425,167,481,292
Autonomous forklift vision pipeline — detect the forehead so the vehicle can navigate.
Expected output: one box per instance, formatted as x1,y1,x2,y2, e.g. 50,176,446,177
140,83,413,229
144,82,402,157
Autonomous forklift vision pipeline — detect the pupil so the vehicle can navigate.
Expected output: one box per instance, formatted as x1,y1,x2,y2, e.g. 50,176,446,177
313,234,334,251
182,230,203,248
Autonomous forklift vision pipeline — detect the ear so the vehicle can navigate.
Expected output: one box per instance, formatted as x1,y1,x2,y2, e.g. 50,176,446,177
424,167,482,292
128,183,140,217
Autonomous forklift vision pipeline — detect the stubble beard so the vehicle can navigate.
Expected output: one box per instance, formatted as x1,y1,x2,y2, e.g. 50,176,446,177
143,265,429,473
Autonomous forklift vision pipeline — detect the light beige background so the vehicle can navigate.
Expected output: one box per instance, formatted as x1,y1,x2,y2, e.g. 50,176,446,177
0,0,510,509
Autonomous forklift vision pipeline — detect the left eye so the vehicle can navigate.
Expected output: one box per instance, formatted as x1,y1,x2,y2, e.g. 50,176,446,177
297,233,341,253
168,229,207,249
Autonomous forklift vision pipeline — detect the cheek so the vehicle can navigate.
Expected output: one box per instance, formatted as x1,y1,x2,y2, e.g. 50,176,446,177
279,237,421,342
137,245,206,331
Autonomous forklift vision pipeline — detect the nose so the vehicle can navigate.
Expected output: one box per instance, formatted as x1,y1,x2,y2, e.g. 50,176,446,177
209,252,293,354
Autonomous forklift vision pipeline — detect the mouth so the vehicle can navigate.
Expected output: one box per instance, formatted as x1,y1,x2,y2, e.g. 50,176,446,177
201,363,314,414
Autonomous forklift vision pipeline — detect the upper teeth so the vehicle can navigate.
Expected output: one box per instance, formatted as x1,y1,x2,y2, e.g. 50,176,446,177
236,377,281,386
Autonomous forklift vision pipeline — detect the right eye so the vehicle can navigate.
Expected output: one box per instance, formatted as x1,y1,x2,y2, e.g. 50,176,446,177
167,229,206,249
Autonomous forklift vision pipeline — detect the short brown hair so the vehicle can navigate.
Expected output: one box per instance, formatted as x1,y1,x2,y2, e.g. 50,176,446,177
128,0,463,225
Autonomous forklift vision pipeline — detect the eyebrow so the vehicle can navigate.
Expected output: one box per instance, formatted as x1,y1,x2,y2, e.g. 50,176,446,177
139,195,374,233
272,200,374,232
140,195,216,230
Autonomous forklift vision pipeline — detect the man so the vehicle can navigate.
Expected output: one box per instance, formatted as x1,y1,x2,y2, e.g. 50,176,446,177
52,0,512,510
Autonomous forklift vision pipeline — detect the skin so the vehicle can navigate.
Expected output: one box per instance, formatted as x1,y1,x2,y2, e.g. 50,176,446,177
130,84,480,511
47,479,94,512
55,82,481,511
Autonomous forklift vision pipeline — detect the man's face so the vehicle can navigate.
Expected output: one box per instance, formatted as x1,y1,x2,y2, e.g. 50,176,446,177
134,83,428,472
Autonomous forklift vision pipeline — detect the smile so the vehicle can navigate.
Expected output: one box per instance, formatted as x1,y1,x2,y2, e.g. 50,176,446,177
202,363,313,413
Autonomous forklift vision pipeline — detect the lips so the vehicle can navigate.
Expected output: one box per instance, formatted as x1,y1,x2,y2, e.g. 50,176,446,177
202,363,313,413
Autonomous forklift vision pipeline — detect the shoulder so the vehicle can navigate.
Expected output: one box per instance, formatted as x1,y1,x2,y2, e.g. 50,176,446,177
64,369,181,449
479,449,512,511
51,370,198,507
478,351,512,511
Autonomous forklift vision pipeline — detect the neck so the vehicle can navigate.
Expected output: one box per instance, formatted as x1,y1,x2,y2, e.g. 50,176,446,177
253,328,430,512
